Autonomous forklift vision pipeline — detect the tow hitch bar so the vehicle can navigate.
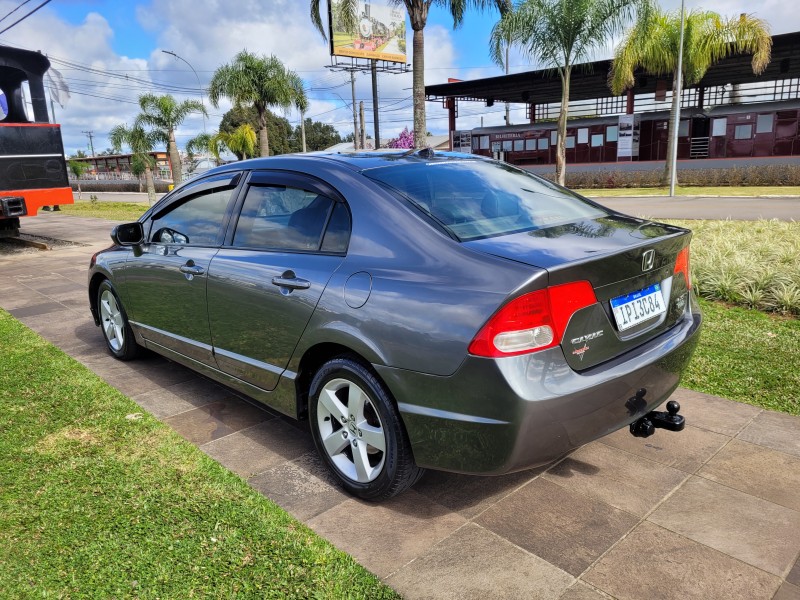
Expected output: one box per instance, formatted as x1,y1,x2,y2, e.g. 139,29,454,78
629,400,685,438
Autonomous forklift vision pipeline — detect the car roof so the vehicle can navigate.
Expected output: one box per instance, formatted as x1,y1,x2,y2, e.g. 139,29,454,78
199,149,487,177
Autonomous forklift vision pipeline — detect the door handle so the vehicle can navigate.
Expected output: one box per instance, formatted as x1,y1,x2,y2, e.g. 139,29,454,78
179,264,205,275
271,276,310,290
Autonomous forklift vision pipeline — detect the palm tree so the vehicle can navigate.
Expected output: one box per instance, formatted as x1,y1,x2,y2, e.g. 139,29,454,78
67,160,90,200
311,1,511,149
135,94,206,186
185,132,213,161
208,51,305,158
289,72,310,152
610,10,771,185
491,0,649,186
109,123,160,205
208,124,258,161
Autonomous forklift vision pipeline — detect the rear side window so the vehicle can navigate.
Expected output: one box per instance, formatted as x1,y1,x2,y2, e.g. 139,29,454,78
364,160,607,241
233,184,349,253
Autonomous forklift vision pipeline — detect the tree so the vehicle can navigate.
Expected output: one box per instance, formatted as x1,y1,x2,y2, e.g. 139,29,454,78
185,132,213,161
109,123,160,205
311,0,511,149
491,0,648,186
387,127,415,148
209,124,258,160
67,160,90,200
220,105,295,156
70,149,87,159
290,119,342,152
135,93,206,186
610,9,771,185
209,51,306,157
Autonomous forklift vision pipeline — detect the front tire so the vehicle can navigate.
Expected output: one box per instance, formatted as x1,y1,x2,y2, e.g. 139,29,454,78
97,280,139,361
309,357,423,500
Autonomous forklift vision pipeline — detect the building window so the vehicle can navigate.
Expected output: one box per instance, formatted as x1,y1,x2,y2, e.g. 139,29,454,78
605,126,618,142
678,119,690,137
591,134,604,147
712,118,727,136
491,141,501,151
756,114,773,134
525,139,536,150
550,131,558,145
565,136,576,149
577,128,589,144
734,124,753,140
502,140,513,151
480,136,489,150
513,139,524,151
538,138,549,150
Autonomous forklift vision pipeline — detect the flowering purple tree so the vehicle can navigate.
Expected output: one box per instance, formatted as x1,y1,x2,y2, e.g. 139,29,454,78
387,127,415,149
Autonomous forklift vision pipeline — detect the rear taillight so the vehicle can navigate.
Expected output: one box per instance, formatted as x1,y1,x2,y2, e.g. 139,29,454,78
674,246,691,289
468,281,597,358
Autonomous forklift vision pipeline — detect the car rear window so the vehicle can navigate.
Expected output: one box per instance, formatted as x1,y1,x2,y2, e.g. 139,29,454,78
363,160,608,241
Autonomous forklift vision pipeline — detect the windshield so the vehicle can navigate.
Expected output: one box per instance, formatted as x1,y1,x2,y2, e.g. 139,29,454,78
363,160,609,241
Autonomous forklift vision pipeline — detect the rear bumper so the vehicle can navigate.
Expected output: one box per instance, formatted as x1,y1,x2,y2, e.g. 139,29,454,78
376,293,702,474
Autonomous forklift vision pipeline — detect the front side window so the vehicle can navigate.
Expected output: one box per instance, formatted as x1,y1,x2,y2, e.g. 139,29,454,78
364,160,608,242
233,185,348,252
712,117,727,136
150,187,234,246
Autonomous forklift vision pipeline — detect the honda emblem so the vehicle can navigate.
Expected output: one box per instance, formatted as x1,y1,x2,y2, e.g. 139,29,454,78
642,249,655,271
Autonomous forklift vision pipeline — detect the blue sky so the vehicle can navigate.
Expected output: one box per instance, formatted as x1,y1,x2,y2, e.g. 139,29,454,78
2,0,796,155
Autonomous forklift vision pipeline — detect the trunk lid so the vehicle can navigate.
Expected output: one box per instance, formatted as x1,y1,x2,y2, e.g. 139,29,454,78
464,214,693,370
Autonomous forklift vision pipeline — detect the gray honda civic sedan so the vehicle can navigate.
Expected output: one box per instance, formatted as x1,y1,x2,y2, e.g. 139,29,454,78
89,150,701,500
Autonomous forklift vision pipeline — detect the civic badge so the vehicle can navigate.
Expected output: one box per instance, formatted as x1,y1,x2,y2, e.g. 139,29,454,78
642,249,655,272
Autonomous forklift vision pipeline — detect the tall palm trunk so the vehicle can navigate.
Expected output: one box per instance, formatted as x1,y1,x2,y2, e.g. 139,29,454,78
555,66,571,186
258,107,270,157
301,111,307,153
144,165,156,206
412,27,426,149
662,73,681,186
168,129,182,185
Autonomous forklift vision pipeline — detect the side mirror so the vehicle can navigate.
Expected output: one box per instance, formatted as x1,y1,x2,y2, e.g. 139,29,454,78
111,222,144,246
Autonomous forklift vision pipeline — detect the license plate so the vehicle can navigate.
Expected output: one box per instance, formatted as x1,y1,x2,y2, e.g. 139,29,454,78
610,283,666,331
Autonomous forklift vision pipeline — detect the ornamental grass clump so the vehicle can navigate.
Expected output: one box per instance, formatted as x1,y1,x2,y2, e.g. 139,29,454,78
668,219,800,315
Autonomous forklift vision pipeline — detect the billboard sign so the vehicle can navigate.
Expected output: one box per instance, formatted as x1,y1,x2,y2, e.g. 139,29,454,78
617,114,641,159
329,1,407,63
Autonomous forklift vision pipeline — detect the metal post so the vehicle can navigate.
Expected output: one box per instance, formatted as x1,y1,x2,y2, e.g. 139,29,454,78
371,60,380,149
668,0,686,197
162,50,207,134
359,101,366,149
351,70,359,150
505,44,510,125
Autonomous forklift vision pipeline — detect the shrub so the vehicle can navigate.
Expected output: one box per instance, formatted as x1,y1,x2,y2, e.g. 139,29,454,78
70,181,171,193
667,219,800,316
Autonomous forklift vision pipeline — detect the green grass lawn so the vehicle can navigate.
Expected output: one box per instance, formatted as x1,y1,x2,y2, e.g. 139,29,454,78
580,185,800,197
59,201,149,221
685,298,800,416
0,310,398,599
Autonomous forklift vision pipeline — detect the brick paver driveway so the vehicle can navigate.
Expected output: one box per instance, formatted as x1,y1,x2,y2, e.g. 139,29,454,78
3,213,799,600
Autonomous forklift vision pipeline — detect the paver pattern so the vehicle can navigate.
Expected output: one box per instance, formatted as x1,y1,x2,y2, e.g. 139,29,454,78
2,213,799,599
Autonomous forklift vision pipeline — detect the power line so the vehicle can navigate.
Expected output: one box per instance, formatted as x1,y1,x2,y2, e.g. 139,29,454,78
0,0,34,25
0,0,53,36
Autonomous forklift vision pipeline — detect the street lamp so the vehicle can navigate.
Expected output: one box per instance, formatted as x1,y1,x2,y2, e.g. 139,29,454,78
161,50,207,133
668,0,686,197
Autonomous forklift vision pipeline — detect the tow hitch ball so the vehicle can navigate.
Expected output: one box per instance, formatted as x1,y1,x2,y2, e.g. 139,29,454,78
630,400,685,438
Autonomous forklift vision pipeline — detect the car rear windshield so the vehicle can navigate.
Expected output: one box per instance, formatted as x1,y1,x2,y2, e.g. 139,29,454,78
363,160,609,241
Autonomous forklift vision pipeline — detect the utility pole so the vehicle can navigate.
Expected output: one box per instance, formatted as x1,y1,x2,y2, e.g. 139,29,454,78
668,0,686,197
82,130,95,156
359,101,366,149
161,50,207,134
371,60,380,148
505,44,510,126
351,70,359,150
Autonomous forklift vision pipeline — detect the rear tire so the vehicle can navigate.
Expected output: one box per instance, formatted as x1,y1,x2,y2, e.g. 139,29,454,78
97,280,139,361
309,357,423,500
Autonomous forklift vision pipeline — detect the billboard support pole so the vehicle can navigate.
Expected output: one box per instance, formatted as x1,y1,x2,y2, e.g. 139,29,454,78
372,60,380,148
360,101,366,149
351,70,359,150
